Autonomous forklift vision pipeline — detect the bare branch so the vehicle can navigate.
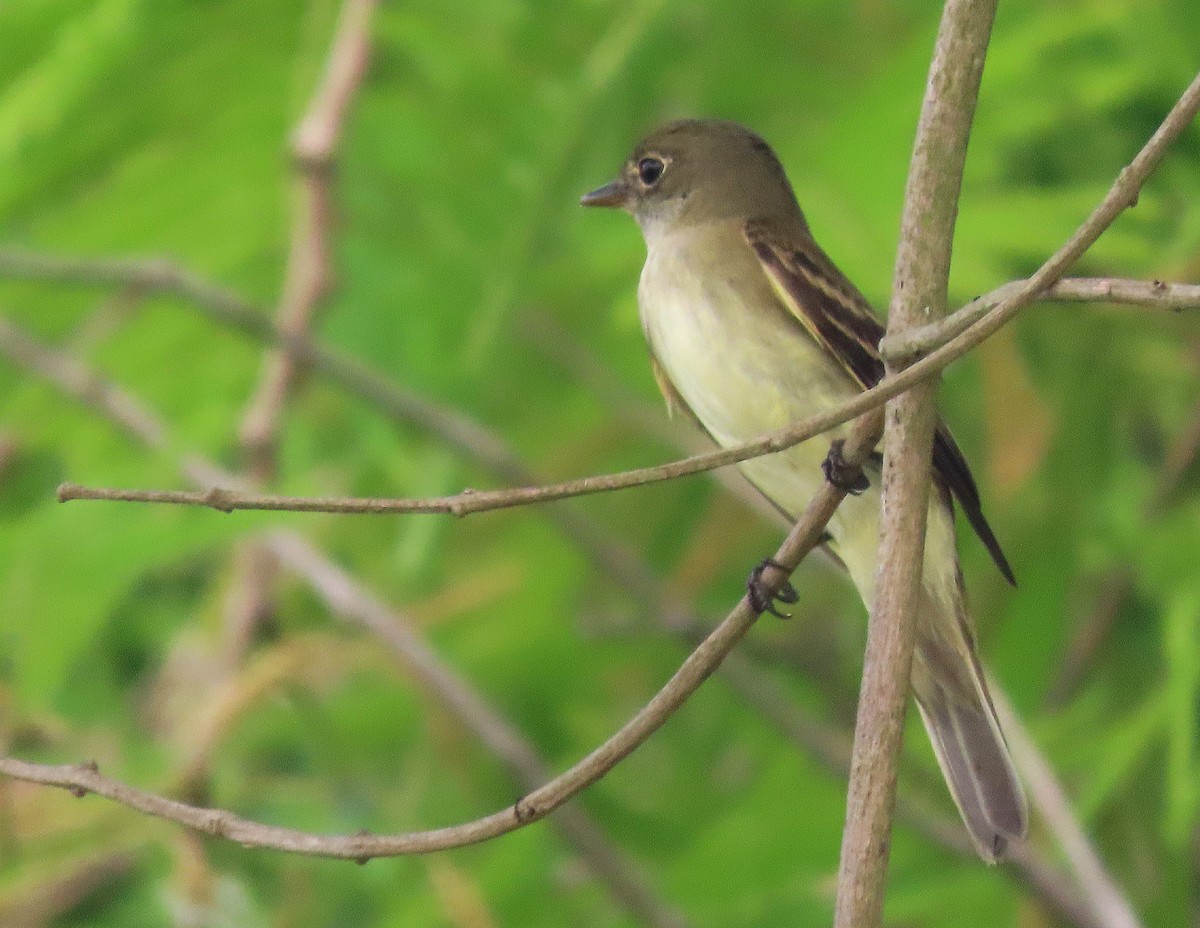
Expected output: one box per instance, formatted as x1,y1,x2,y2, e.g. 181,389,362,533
0,317,241,491
884,277,1200,363
835,4,997,927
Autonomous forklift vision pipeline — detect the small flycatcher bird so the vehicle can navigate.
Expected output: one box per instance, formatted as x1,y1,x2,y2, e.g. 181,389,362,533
582,119,1027,861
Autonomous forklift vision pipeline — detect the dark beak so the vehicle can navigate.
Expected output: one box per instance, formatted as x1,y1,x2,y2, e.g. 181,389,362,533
580,178,631,209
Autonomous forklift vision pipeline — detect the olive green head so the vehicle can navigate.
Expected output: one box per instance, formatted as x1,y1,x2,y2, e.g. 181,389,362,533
581,119,803,230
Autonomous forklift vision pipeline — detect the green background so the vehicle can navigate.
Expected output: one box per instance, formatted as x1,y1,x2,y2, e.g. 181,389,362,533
1,0,1198,925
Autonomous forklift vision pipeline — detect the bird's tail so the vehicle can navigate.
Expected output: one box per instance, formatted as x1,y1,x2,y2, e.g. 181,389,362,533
911,592,1028,862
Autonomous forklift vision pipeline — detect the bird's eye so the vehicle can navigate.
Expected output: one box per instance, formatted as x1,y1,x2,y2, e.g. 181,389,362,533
637,157,665,186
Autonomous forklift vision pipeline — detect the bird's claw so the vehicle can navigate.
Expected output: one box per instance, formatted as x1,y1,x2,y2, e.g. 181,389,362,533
822,439,869,495
747,557,799,618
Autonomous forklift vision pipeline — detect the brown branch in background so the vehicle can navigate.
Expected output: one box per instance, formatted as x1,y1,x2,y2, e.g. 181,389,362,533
992,689,1144,928
170,635,336,796
0,850,139,926
219,544,277,668
834,4,998,927
0,327,685,925
239,0,376,476
0,318,1127,928
225,0,376,668
0,431,20,478
1050,383,1200,707
0,319,241,491
1149,387,1200,514
1046,569,1135,709
4,246,1195,372
4,248,1197,334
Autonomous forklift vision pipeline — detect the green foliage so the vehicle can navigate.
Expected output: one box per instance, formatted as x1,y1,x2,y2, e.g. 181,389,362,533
1,1,1198,925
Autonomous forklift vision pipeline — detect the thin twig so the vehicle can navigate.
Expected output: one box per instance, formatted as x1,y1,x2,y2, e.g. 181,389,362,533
993,688,1144,928
224,0,376,668
239,0,376,475
834,4,997,927
884,277,1200,364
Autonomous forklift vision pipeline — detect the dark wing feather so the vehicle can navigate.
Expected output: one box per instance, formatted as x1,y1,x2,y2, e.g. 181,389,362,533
745,217,1015,585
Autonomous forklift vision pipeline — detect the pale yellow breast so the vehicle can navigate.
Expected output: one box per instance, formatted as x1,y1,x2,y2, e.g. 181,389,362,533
638,226,861,513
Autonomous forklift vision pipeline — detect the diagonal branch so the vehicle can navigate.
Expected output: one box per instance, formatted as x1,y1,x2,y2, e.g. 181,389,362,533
992,687,1143,928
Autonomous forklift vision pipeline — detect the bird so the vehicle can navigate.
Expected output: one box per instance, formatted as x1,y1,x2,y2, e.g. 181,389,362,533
581,118,1027,861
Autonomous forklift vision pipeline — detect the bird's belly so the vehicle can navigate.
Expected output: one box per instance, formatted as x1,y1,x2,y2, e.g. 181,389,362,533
639,254,861,521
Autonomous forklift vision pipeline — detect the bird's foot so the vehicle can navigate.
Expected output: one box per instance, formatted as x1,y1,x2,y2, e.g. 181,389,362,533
822,439,869,495
747,558,799,618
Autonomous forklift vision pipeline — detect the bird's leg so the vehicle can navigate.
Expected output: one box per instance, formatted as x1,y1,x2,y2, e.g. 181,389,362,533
822,439,869,495
747,557,800,618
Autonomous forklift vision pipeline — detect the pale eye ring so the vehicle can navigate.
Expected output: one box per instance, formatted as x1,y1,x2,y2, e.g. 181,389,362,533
637,157,665,186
